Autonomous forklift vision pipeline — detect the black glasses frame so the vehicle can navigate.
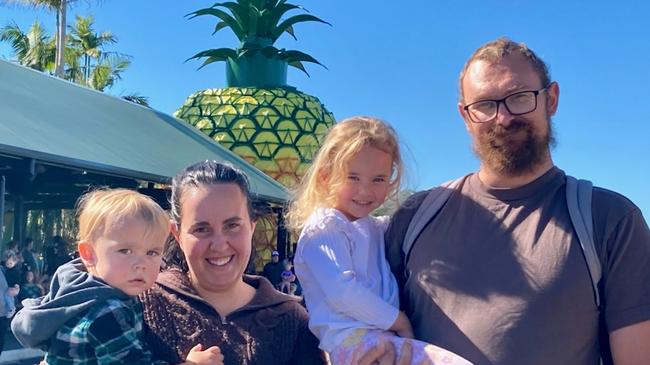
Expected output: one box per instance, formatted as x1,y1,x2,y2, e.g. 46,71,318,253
463,85,550,123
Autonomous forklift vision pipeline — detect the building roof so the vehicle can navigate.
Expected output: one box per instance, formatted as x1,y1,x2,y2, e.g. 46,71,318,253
0,60,288,203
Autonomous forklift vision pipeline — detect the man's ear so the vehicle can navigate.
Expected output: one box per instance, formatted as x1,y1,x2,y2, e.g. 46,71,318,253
458,102,472,131
77,241,96,267
545,81,560,117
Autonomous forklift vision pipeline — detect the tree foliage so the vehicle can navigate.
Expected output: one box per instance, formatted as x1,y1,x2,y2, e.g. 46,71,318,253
1,15,149,106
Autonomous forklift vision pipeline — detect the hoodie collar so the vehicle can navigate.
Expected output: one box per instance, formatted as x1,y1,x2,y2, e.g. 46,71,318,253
156,268,299,313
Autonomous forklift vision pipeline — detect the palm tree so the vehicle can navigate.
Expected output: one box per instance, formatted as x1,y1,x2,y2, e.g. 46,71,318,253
0,20,55,71
65,15,147,104
67,15,117,84
1,0,76,78
87,53,131,91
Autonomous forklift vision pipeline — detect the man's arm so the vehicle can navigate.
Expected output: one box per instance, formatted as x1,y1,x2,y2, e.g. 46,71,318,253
610,320,650,365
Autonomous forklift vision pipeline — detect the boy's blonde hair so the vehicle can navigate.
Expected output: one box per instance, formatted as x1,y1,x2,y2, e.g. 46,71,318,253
286,116,403,231
76,188,169,244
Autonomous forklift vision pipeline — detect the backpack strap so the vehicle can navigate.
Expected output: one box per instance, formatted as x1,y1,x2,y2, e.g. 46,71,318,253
402,176,467,278
401,174,601,308
566,175,601,308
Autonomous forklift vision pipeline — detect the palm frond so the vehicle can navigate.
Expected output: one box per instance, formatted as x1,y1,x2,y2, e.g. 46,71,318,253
122,93,150,107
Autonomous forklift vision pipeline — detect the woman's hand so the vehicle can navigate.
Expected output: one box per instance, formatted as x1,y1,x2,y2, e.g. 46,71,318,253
184,343,224,365
7,284,19,297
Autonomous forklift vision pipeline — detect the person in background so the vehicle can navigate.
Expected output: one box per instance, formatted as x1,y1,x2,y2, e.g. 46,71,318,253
278,259,296,295
262,250,284,289
2,240,20,267
21,238,38,276
0,261,19,356
17,270,44,306
1,252,20,320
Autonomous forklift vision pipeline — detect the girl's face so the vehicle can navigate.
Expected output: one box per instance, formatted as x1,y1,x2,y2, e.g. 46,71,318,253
26,271,34,283
173,183,256,295
5,256,16,269
334,145,393,221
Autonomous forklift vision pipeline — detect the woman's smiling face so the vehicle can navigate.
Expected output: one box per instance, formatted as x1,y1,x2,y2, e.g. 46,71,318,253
173,183,256,294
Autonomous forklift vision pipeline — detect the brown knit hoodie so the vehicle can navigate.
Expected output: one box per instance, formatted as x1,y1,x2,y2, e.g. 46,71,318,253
140,269,326,365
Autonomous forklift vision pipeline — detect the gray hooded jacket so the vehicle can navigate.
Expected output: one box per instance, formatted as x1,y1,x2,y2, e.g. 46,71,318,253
10,258,127,349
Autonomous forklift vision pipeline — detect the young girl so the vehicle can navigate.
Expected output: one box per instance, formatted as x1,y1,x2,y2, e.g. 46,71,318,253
278,259,296,294
288,117,472,365
18,270,44,305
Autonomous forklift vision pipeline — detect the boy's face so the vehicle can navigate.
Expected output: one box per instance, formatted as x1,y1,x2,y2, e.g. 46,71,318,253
79,217,167,296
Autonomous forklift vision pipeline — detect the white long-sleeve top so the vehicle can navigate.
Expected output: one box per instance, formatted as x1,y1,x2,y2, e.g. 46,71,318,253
293,208,400,352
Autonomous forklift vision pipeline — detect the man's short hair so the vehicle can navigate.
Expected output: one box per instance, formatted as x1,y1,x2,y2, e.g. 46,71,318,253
458,37,551,102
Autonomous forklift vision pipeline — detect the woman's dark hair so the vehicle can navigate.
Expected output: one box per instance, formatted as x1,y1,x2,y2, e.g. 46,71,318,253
164,160,256,272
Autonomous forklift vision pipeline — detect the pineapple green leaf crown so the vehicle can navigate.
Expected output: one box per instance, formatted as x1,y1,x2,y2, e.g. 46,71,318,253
186,0,330,77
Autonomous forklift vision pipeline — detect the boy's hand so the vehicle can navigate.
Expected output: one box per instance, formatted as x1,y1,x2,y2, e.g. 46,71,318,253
185,343,224,365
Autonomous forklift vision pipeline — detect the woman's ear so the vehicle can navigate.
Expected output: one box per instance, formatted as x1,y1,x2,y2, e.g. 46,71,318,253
170,220,181,242
77,241,96,267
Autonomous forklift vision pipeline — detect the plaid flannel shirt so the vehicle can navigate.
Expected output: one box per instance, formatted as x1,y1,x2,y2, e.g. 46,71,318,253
45,297,165,365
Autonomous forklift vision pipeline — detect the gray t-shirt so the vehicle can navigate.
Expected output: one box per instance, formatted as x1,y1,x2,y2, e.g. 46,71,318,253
386,167,650,365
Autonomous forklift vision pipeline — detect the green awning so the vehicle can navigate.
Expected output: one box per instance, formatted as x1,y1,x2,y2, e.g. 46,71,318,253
0,60,288,203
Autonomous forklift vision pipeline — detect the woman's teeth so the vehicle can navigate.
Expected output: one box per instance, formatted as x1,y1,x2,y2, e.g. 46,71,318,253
208,256,233,266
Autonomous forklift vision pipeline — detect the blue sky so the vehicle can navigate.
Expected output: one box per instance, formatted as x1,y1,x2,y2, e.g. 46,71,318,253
2,1,649,219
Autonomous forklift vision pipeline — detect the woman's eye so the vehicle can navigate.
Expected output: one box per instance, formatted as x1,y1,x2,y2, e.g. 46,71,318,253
347,175,359,181
373,177,386,183
147,250,160,257
118,248,132,254
225,223,241,231
193,226,209,234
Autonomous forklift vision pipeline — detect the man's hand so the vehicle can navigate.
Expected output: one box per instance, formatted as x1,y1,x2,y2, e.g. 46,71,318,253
389,312,414,339
355,338,413,365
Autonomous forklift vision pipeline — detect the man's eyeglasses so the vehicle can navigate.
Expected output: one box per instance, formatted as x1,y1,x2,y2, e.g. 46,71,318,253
463,85,550,123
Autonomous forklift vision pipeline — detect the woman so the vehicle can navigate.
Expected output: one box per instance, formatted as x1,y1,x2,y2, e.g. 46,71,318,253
0,254,19,356
140,161,325,365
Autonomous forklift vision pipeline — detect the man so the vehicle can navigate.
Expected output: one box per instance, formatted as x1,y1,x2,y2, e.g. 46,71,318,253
21,238,38,275
365,38,650,365
262,250,284,288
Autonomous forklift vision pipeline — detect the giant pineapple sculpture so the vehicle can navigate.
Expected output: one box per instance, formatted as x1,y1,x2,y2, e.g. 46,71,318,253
175,0,334,271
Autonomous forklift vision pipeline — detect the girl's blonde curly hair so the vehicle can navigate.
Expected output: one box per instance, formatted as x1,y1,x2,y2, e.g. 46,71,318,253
286,116,402,232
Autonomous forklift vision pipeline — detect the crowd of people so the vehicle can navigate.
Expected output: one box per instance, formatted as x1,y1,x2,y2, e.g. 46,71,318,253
0,235,73,355
3,38,650,365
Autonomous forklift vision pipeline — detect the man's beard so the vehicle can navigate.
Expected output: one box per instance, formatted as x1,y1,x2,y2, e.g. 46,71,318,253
472,117,556,176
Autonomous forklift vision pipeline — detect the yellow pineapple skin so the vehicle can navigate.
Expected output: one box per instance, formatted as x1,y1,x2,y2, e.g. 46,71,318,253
175,87,335,271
